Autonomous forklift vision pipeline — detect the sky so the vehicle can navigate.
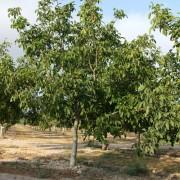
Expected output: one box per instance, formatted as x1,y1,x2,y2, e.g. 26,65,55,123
0,0,179,59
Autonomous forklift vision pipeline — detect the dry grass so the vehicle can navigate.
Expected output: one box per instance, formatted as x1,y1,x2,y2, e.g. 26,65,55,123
0,124,179,180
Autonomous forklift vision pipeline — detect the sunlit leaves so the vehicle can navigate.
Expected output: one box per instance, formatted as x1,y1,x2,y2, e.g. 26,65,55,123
114,9,127,20
149,3,180,51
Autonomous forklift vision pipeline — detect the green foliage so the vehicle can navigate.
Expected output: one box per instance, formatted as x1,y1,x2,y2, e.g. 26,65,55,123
8,0,122,139
114,9,127,20
138,4,180,154
149,3,180,52
0,42,21,127
94,34,160,145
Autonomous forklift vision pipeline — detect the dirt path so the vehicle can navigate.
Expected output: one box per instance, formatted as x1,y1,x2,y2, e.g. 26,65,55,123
0,125,78,179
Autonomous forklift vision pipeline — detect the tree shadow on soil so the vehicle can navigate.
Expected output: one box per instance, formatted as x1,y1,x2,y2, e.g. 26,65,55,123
0,158,78,179
78,148,180,179
0,147,179,180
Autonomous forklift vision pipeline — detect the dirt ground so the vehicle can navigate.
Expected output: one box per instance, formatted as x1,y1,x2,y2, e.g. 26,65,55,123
0,124,179,180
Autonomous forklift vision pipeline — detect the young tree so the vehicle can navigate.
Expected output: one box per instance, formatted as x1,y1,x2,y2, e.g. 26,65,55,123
8,0,124,167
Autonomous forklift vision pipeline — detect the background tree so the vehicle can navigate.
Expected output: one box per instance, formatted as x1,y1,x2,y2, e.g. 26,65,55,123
0,42,21,137
138,4,180,153
95,34,160,153
92,4,179,155
14,57,41,126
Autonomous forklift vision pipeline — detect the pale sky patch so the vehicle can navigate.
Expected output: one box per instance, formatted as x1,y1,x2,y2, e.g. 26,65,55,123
0,0,38,59
0,0,174,59
116,13,173,53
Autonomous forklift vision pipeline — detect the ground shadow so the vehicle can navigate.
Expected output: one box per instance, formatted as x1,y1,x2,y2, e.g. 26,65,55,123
77,147,180,179
0,158,78,180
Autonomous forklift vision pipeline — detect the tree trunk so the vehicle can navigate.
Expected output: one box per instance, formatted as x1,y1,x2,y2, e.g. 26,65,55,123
0,126,5,139
138,132,141,147
102,143,109,150
62,127,66,135
70,119,79,168
136,132,142,156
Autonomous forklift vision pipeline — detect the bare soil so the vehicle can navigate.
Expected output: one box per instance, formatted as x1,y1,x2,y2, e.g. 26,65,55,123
0,124,179,180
